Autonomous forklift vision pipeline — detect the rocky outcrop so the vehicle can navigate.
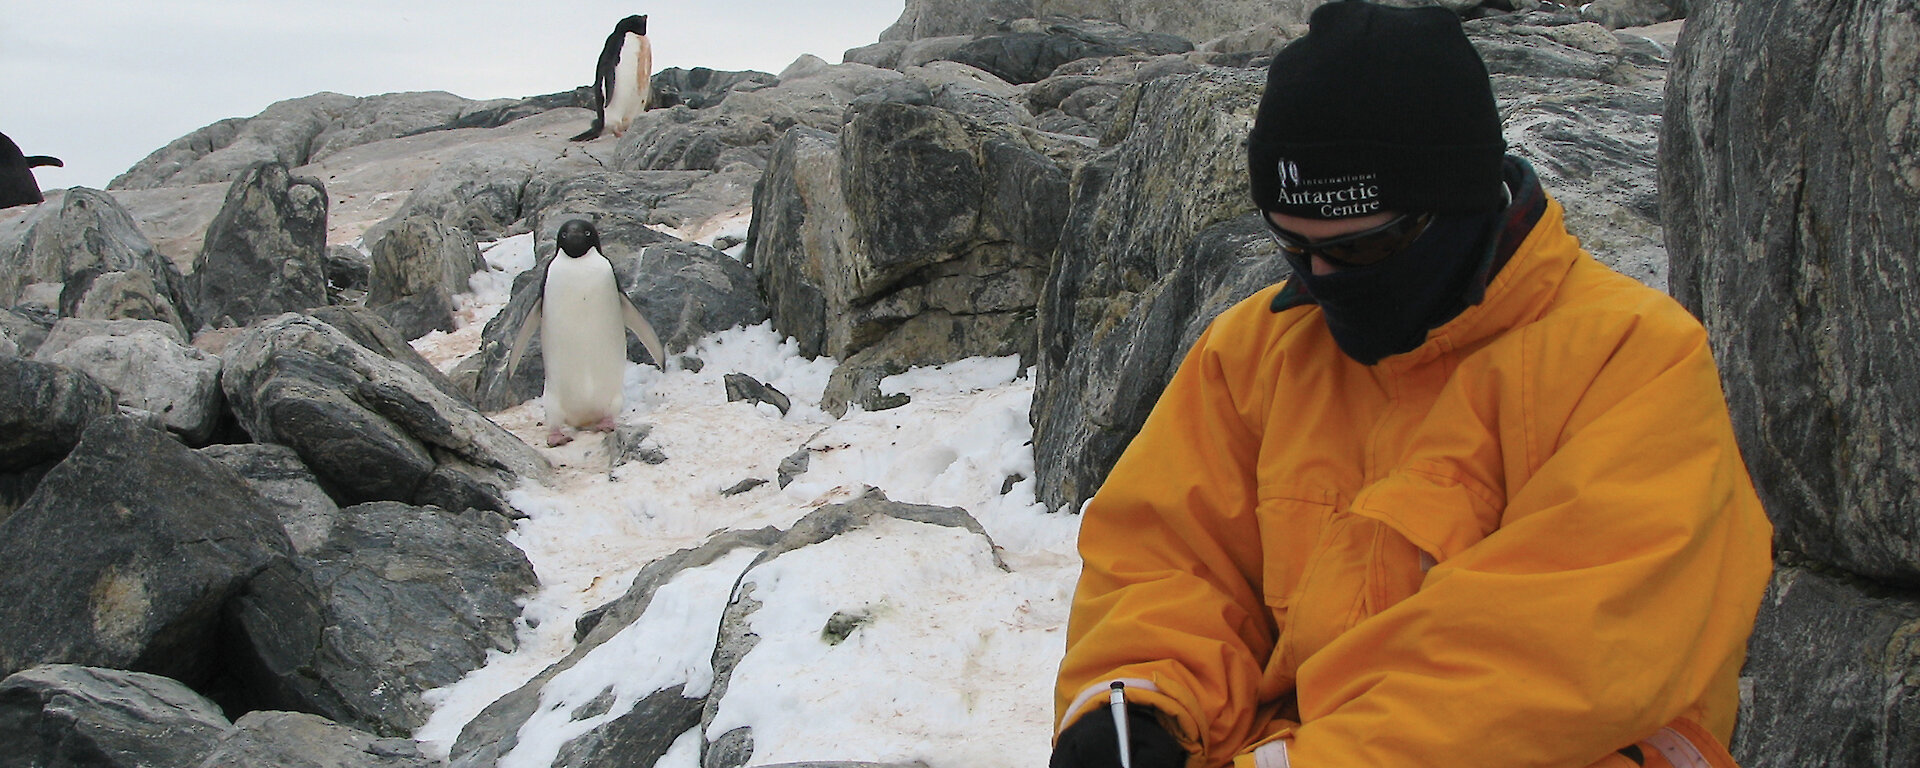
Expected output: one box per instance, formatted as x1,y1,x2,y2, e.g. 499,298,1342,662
200,710,437,768
0,665,233,767
0,188,192,336
189,162,330,330
366,215,483,340
650,67,782,111
749,99,1071,415
877,0,1312,46
0,416,290,684
1579,0,1686,30
32,318,225,444
199,443,342,556
221,313,549,513
228,502,534,738
939,17,1195,85
1665,1,1920,764
0,356,116,473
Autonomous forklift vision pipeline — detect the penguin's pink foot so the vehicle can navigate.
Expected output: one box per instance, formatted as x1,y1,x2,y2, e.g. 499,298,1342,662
589,417,619,432
546,429,574,447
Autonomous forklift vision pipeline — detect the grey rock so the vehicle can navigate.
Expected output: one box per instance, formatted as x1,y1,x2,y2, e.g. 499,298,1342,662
307,306,467,403
699,490,1004,768
199,710,436,768
308,91,487,163
1664,0,1920,583
721,478,769,497
879,0,1312,45
650,67,782,111
1033,69,1276,513
0,664,232,768
724,372,792,415
550,686,705,768
777,448,812,489
0,356,116,472
906,61,1035,126
61,268,191,333
450,529,784,768
714,60,918,137
605,423,669,467
1731,566,1920,768
614,105,782,172
221,313,549,513
0,307,52,357
199,443,342,556
434,88,596,132
32,319,224,444
111,92,361,190
1580,0,1685,30
189,162,330,329
34,316,185,352
0,416,290,683
0,188,191,333
327,244,373,300
229,502,534,738
843,40,911,69
370,141,559,241
367,215,484,340
944,17,1195,85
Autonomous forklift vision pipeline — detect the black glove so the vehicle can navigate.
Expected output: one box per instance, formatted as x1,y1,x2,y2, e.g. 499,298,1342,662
1050,704,1188,768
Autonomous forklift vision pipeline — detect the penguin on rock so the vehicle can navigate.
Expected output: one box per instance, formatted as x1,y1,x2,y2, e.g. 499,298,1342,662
507,219,666,447
1,131,62,209
570,14,652,141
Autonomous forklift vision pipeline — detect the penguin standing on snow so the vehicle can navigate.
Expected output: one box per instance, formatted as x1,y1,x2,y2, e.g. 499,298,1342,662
506,219,667,446
1,131,63,209
570,14,653,141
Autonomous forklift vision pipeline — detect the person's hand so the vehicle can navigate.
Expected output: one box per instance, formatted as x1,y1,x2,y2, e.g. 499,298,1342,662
1049,705,1188,768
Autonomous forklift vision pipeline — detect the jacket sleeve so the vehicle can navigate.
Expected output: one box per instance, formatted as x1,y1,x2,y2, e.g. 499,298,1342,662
1283,310,1774,767
1053,314,1278,763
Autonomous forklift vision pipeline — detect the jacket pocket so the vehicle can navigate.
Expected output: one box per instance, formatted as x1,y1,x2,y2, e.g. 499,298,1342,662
1255,491,1336,687
1348,459,1503,567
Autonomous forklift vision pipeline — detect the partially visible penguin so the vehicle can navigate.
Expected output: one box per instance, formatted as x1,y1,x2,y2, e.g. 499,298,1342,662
570,14,652,141
0,131,63,209
506,219,667,446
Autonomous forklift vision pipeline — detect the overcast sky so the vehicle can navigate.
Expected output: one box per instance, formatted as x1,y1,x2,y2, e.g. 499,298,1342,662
2,0,906,190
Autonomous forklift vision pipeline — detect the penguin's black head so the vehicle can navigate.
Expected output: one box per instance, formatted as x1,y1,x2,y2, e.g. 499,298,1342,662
617,14,647,36
557,219,600,258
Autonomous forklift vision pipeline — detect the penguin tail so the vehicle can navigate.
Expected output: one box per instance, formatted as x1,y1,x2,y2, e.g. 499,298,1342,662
569,120,604,142
26,156,62,168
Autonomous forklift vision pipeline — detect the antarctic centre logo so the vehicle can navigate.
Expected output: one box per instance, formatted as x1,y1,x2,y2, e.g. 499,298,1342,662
1273,157,1383,218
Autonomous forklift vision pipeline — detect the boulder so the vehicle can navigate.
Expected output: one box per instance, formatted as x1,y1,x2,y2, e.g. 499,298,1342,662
189,162,330,329
308,91,491,163
199,710,436,768
366,215,484,340
221,313,549,513
61,268,192,333
650,67,782,111
307,305,468,402
699,490,1017,768
471,238,766,411
712,59,919,137
199,443,341,556
0,356,116,473
1579,0,1685,30
0,416,290,684
613,106,783,172
369,141,560,241
1664,0,1920,583
905,61,1035,126
450,529,784,768
32,319,225,444
327,243,373,300
879,0,1315,46
228,501,534,738
1032,68,1276,513
0,188,191,333
0,664,232,768
944,17,1194,85
0,307,52,357
1731,565,1920,768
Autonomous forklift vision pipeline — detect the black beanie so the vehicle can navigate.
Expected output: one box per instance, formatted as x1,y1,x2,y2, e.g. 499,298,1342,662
1248,0,1506,219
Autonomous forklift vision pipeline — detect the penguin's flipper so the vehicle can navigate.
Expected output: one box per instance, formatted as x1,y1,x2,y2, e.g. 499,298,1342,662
619,295,666,368
25,156,61,168
506,298,544,377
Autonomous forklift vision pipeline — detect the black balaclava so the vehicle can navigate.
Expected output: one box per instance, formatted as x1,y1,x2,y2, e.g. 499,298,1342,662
1247,1,1510,365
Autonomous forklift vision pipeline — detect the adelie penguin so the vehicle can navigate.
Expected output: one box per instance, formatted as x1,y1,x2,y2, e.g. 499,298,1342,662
0,131,63,209
570,14,652,141
506,219,667,447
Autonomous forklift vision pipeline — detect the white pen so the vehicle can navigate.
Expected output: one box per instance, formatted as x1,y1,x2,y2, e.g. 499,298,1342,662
1110,681,1132,768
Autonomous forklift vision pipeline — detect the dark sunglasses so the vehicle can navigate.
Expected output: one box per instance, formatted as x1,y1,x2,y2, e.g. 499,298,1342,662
1263,212,1433,270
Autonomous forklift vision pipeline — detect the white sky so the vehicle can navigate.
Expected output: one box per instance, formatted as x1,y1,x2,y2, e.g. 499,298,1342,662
1,0,905,190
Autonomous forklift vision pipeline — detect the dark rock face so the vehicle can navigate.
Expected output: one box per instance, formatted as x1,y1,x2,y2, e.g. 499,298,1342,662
946,18,1194,85
1665,0,1920,585
0,356,116,472
1732,566,1920,768
189,162,330,330
0,416,290,684
367,215,484,340
221,313,549,513
307,305,468,403
0,188,192,336
229,502,533,739
0,664,233,768
650,67,782,111
198,443,342,556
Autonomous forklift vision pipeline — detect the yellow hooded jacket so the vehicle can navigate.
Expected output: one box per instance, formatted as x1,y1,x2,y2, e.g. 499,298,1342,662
1054,194,1774,768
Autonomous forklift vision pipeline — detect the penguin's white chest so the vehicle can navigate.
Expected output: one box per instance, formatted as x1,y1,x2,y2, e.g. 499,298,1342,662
540,251,630,427
605,33,652,136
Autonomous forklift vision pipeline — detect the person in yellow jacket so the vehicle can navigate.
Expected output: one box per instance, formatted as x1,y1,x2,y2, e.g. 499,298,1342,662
1048,2,1775,768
